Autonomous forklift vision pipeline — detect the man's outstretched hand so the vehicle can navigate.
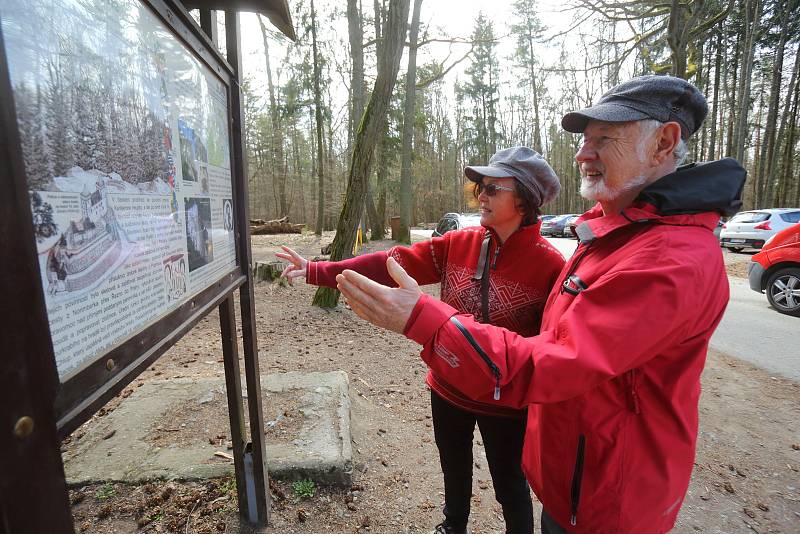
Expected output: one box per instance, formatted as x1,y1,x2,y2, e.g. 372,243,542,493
336,257,421,334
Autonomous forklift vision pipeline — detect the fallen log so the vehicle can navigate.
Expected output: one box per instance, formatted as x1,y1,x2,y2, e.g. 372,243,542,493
249,216,288,226
250,222,304,235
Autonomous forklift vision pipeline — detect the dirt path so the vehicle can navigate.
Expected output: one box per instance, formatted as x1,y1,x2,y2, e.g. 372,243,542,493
66,233,800,533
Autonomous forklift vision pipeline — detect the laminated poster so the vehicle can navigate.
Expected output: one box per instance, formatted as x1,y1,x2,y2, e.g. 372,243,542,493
1,0,237,379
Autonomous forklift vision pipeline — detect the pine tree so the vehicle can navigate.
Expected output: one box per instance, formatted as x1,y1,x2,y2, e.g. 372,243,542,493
15,84,52,189
510,0,545,153
462,13,499,165
45,60,75,177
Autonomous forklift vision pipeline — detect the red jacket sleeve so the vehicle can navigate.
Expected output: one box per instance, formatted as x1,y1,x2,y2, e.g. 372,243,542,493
308,251,391,288
307,236,451,288
405,253,706,410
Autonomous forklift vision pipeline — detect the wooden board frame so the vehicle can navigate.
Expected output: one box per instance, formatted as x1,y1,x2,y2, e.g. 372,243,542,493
0,0,270,529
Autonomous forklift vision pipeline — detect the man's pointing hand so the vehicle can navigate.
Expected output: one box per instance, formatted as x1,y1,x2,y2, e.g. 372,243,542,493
336,256,421,334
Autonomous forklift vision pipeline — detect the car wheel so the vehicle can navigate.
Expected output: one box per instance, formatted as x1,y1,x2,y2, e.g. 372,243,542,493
728,246,744,253
765,267,800,317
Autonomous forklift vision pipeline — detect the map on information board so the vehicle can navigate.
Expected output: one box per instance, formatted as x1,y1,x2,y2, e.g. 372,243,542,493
1,0,237,379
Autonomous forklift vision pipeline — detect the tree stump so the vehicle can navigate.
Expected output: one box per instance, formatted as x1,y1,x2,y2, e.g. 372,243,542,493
254,261,286,282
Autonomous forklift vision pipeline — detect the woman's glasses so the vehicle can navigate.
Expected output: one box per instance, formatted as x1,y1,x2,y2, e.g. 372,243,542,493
476,182,515,196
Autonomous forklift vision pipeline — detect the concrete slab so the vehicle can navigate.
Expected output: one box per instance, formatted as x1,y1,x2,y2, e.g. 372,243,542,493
63,371,352,487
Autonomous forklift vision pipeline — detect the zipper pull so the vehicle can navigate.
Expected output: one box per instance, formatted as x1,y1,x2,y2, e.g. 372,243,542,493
494,377,501,400
492,246,500,270
570,514,577,526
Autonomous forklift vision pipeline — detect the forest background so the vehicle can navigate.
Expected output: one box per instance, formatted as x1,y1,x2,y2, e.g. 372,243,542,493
222,0,799,243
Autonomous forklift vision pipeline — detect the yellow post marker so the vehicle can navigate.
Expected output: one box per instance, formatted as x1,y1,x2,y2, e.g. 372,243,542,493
353,226,363,255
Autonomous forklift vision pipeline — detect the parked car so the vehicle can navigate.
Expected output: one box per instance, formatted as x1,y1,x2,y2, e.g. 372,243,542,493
748,223,800,316
720,208,800,252
562,215,582,238
541,214,577,237
432,212,482,237
713,218,724,239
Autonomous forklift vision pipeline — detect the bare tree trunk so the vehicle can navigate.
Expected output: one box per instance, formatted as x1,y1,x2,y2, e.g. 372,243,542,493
312,0,411,307
521,20,543,153
696,40,707,160
772,44,799,205
325,109,336,230
761,0,794,207
292,124,306,223
310,0,326,235
258,16,288,217
488,65,497,157
725,29,739,158
348,0,379,238
348,0,366,146
780,57,800,206
369,0,389,240
397,0,423,244
751,91,765,207
374,121,391,238
734,0,761,167
708,29,722,160
667,0,689,78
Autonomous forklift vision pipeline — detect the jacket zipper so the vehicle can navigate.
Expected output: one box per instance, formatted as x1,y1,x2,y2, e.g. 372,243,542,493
491,243,501,270
449,316,502,400
626,369,641,414
570,434,586,526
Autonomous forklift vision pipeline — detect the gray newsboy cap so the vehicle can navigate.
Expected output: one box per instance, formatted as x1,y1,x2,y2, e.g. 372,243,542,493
561,75,708,139
464,146,561,207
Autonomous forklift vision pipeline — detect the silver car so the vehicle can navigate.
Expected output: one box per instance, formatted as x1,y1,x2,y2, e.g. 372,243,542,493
432,212,482,237
720,208,800,252
562,215,582,238
541,214,578,237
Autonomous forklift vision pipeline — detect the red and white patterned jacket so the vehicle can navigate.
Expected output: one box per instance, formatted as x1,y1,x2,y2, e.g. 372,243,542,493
307,222,565,417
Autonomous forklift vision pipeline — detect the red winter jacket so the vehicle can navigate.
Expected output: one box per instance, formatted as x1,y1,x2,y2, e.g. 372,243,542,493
403,158,747,533
308,222,565,418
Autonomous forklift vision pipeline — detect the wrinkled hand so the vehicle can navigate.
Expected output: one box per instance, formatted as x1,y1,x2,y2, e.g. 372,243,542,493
275,245,308,285
336,257,421,334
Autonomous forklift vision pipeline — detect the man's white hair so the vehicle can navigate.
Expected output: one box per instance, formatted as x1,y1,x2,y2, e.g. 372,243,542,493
638,119,688,165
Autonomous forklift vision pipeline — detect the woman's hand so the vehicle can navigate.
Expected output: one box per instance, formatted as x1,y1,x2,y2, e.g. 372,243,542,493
275,246,308,285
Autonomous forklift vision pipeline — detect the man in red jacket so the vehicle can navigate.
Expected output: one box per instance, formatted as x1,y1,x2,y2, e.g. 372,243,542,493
335,75,747,533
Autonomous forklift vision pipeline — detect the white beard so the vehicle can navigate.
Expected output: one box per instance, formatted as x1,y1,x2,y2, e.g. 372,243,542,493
580,173,649,202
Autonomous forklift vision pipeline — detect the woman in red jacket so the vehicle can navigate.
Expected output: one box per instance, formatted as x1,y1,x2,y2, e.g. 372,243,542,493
278,147,564,534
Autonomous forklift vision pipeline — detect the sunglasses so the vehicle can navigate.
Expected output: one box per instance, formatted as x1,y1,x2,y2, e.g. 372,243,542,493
476,182,515,196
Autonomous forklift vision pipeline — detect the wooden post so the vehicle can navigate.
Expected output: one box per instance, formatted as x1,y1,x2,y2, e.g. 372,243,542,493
0,22,75,534
225,9,270,525
218,295,249,518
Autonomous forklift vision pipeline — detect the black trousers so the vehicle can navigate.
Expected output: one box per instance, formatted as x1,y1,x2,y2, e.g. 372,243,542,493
540,509,569,534
430,390,533,534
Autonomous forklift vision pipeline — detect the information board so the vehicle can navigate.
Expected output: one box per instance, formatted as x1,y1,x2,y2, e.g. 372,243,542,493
1,0,237,380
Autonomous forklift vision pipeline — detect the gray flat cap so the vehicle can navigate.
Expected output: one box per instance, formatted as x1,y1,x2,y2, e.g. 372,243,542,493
464,146,561,207
561,75,708,139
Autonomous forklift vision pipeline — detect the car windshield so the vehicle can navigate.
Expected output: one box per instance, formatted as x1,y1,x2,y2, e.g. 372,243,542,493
779,211,800,223
729,212,770,223
435,217,457,235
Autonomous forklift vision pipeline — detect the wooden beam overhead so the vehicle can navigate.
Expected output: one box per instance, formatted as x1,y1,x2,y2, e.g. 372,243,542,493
181,0,295,41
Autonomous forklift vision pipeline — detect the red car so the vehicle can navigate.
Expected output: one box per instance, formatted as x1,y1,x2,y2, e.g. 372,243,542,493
748,223,800,316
